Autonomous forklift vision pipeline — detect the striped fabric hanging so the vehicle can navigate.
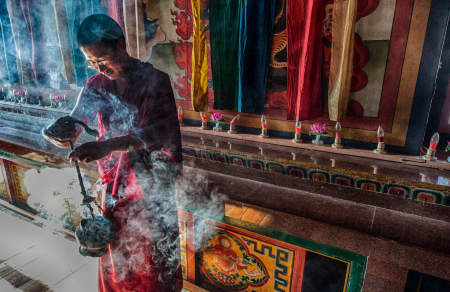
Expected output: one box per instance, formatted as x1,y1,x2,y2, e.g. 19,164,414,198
287,0,324,121
328,0,357,121
238,0,276,114
191,0,209,112
209,0,241,110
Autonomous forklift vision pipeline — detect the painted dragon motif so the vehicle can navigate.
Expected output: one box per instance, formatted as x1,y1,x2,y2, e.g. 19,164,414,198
270,0,287,68
271,30,287,68
170,0,194,99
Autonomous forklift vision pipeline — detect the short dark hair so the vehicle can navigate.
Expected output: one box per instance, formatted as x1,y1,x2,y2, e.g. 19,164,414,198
77,14,124,49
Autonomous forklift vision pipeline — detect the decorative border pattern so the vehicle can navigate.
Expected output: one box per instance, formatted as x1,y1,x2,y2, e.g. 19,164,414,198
331,174,355,187
383,184,411,199
267,162,286,175
411,189,443,205
183,146,448,206
179,216,188,280
356,179,382,193
309,170,331,184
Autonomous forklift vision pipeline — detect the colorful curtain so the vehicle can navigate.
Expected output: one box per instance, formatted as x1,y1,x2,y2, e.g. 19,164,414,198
287,0,324,121
238,0,276,114
328,0,357,121
209,0,240,110
191,0,209,112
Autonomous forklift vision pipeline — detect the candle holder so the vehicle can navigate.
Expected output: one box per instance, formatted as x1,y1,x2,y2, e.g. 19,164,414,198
292,120,303,143
228,114,240,134
258,147,264,156
177,106,183,126
330,158,336,168
291,152,296,161
200,112,209,130
331,122,343,149
259,115,269,138
8,89,16,102
62,94,67,108
24,89,29,104
419,173,428,182
371,165,378,175
422,132,439,161
373,126,386,154
0,87,5,100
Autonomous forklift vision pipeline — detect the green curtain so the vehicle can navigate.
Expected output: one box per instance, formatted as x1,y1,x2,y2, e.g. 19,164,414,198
209,0,240,110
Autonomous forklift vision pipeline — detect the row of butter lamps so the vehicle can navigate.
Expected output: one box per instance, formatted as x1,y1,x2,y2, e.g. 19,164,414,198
177,107,440,162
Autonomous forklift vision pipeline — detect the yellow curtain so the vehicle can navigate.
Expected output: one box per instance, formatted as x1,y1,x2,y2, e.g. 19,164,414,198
191,0,209,112
328,0,357,121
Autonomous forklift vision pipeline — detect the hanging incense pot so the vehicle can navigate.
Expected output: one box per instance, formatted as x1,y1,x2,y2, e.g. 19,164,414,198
43,116,113,257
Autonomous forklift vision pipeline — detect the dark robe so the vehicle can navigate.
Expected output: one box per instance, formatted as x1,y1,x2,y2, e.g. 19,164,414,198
72,59,182,292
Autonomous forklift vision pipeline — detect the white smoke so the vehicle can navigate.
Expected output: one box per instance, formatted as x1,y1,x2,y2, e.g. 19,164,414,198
96,153,227,288
176,167,228,260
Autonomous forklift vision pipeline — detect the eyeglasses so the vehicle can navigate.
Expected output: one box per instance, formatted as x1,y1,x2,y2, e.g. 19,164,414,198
87,60,108,70
86,54,116,70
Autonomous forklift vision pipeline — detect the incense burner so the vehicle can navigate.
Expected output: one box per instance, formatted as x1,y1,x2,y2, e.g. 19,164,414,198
76,216,113,257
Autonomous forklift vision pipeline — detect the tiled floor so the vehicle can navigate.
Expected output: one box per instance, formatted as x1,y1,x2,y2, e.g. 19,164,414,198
0,205,97,291
0,205,207,292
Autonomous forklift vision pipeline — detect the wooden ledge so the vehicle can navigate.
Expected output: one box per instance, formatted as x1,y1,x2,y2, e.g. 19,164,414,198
181,126,450,171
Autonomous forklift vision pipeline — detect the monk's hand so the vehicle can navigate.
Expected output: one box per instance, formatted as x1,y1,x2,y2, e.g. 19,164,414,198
68,141,112,163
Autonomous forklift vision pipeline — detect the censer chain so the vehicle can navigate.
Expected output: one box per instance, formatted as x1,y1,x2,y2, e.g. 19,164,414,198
69,140,95,218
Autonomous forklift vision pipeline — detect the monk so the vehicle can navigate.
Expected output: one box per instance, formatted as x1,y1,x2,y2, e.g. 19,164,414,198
43,14,182,292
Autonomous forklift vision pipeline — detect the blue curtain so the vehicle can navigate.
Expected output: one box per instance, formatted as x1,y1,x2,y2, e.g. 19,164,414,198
238,0,276,114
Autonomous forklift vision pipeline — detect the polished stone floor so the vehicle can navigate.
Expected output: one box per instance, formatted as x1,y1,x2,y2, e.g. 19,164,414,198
0,204,205,292
0,204,97,291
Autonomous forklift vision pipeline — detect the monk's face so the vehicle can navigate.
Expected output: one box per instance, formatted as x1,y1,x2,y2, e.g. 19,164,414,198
81,41,128,80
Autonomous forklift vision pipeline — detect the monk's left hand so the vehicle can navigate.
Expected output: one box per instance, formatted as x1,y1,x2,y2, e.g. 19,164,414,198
68,141,112,163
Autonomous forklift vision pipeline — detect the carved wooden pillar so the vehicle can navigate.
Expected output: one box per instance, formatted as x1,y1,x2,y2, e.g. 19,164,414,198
328,0,357,121
0,159,17,204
